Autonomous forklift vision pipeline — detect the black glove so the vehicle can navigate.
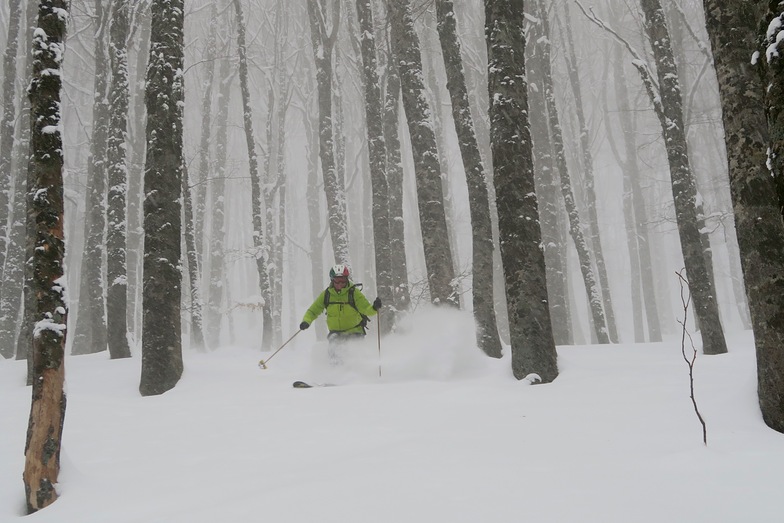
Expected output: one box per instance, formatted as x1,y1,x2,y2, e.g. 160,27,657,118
299,321,310,330
373,297,382,311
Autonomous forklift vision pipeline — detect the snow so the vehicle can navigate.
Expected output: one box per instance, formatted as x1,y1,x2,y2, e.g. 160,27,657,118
2,309,783,522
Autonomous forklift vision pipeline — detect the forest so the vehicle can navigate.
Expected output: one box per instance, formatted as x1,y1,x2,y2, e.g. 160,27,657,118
2,0,784,514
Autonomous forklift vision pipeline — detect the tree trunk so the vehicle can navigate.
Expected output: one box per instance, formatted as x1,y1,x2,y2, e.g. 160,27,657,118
140,0,185,396
527,2,572,346
705,0,784,431
436,0,501,355
182,161,205,350
23,1,69,511
72,0,110,356
205,44,233,350
382,57,411,314
560,1,618,343
486,0,558,382
234,0,273,351
536,4,609,344
105,0,132,359
306,0,350,265
388,0,458,307
640,0,727,355
355,0,393,332
0,0,23,293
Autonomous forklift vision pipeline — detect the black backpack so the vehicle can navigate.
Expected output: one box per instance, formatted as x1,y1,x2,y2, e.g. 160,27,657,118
323,283,369,332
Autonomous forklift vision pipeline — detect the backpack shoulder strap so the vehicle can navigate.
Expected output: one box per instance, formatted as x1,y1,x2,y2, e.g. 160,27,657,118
323,287,331,308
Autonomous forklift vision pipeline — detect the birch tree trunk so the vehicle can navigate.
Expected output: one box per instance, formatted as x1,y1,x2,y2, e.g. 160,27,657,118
436,0,501,355
486,0,558,381
23,0,68,511
72,0,110,355
105,0,132,359
234,0,273,351
640,0,727,355
355,0,393,332
705,0,784,431
537,4,609,344
388,0,458,307
0,0,23,291
140,0,185,396
306,0,350,265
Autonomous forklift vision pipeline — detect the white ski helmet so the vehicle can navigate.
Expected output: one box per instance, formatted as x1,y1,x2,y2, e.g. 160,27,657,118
329,264,350,280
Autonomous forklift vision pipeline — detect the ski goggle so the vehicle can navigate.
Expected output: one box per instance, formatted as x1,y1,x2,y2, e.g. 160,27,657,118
332,276,348,284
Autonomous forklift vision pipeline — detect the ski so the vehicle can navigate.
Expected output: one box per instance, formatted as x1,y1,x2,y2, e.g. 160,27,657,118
292,381,334,388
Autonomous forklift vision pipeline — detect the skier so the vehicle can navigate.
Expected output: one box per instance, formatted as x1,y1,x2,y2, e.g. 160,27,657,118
299,264,381,344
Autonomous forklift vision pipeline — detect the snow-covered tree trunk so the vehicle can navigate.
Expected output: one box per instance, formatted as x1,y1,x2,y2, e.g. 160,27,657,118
205,46,232,350
536,5,609,344
0,0,24,359
233,0,273,351
705,0,784,431
306,0,350,265
0,0,23,293
486,0,558,381
105,0,132,359
388,0,458,307
72,0,110,356
435,0,501,355
23,0,68,511
194,0,219,264
140,0,185,396
527,2,572,346
14,0,39,373
126,3,151,343
382,57,410,313
127,3,151,342
182,161,205,350
640,0,727,355
355,0,393,332
560,2,618,343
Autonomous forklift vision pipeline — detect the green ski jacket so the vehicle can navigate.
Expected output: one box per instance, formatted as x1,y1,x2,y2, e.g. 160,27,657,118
302,282,377,334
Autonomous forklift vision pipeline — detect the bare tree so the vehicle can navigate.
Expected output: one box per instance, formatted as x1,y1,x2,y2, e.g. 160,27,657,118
0,0,23,293
139,0,185,396
387,0,458,307
436,0,502,356
705,0,784,432
486,0,558,381
233,0,273,350
23,0,69,511
355,0,393,331
105,0,132,359
306,0,350,265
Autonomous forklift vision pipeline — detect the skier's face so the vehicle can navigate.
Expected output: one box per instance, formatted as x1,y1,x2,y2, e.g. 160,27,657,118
332,276,348,290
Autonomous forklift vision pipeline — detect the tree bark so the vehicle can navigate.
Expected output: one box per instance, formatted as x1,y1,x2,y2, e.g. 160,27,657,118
355,0,393,332
306,0,350,265
436,0,501,355
640,0,727,355
486,0,558,381
388,0,458,307
234,0,273,351
105,0,132,359
23,0,69,512
72,0,111,356
0,0,23,293
140,0,185,396
705,0,784,431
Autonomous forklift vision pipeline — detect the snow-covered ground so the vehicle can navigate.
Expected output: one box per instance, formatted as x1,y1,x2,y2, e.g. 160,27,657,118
2,308,783,522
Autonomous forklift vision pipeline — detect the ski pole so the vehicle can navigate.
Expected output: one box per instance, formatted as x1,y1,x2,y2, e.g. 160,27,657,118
377,310,382,377
258,329,301,369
